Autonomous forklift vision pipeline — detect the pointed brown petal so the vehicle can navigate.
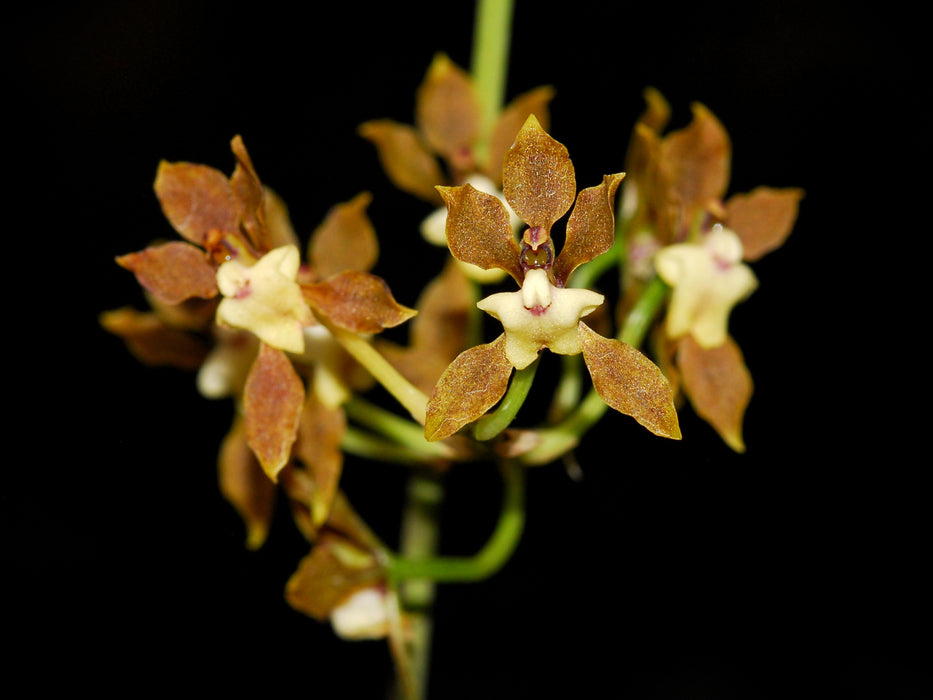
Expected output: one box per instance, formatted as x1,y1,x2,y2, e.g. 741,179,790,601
261,187,301,250
229,135,270,251
502,114,576,230
358,120,446,203
378,261,475,396
154,161,238,246
285,534,383,621
424,334,514,441
437,184,523,283
658,103,732,232
579,323,681,439
218,416,278,550
100,307,210,369
293,392,347,530
622,88,669,201
553,173,626,286
308,192,379,279
637,87,672,134
116,241,218,305
409,260,473,359
243,343,305,481
725,186,805,261
415,53,481,169
677,334,752,452
485,85,555,183
303,271,416,334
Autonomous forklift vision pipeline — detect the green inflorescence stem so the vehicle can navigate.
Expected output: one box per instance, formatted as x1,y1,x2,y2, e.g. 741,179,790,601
389,460,526,584
471,0,514,165
472,358,539,441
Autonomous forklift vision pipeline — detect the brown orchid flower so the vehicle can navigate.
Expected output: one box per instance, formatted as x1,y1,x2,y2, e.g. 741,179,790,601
620,89,804,451
359,52,554,205
106,137,416,547
423,115,681,444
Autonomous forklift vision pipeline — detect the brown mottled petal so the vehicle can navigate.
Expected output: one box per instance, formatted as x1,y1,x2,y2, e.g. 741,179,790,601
293,391,347,530
424,334,514,441
262,188,301,250
579,322,681,439
415,53,481,169
659,103,731,227
552,173,625,286
327,490,387,553
677,334,752,453
637,87,672,134
358,120,446,203
117,241,218,305
725,186,805,261
409,260,473,359
243,343,305,481
484,85,555,183
154,161,238,246
309,192,379,278
99,307,210,369
284,534,383,621
303,271,416,334
378,261,475,396
229,135,270,251
218,416,278,550
437,184,523,283
502,115,576,230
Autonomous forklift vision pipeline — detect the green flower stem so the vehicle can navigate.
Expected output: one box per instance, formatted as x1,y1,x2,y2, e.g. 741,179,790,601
344,396,459,462
570,238,624,292
472,358,539,441
471,0,514,162
389,4,517,696
341,427,448,467
318,318,429,426
388,460,525,584
519,275,670,466
619,274,669,346
548,354,585,422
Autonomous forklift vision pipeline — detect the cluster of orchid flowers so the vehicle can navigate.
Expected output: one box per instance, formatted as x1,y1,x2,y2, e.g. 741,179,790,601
102,54,801,693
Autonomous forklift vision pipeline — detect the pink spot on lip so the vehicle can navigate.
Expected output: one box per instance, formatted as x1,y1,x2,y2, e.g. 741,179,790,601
527,304,549,317
234,281,252,299
713,256,732,271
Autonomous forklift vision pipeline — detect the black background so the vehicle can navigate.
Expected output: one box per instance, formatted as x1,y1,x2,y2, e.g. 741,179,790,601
7,1,929,697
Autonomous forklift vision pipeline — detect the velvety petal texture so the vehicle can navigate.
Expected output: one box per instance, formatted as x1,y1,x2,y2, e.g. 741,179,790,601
437,184,523,283
243,343,306,481
677,334,752,452
293,391,347,530
154,161,238,247
116,241,218,305
218,416,277,550
308,192,379,279
502,115,576,232
424,334,514,441
302,271,417,334
552,173,625,286
579,323,681,439
357,120,446,203
725,186,805,261
415,53,480,170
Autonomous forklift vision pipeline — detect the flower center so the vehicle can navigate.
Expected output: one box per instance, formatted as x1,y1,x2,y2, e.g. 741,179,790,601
520,240,553,271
